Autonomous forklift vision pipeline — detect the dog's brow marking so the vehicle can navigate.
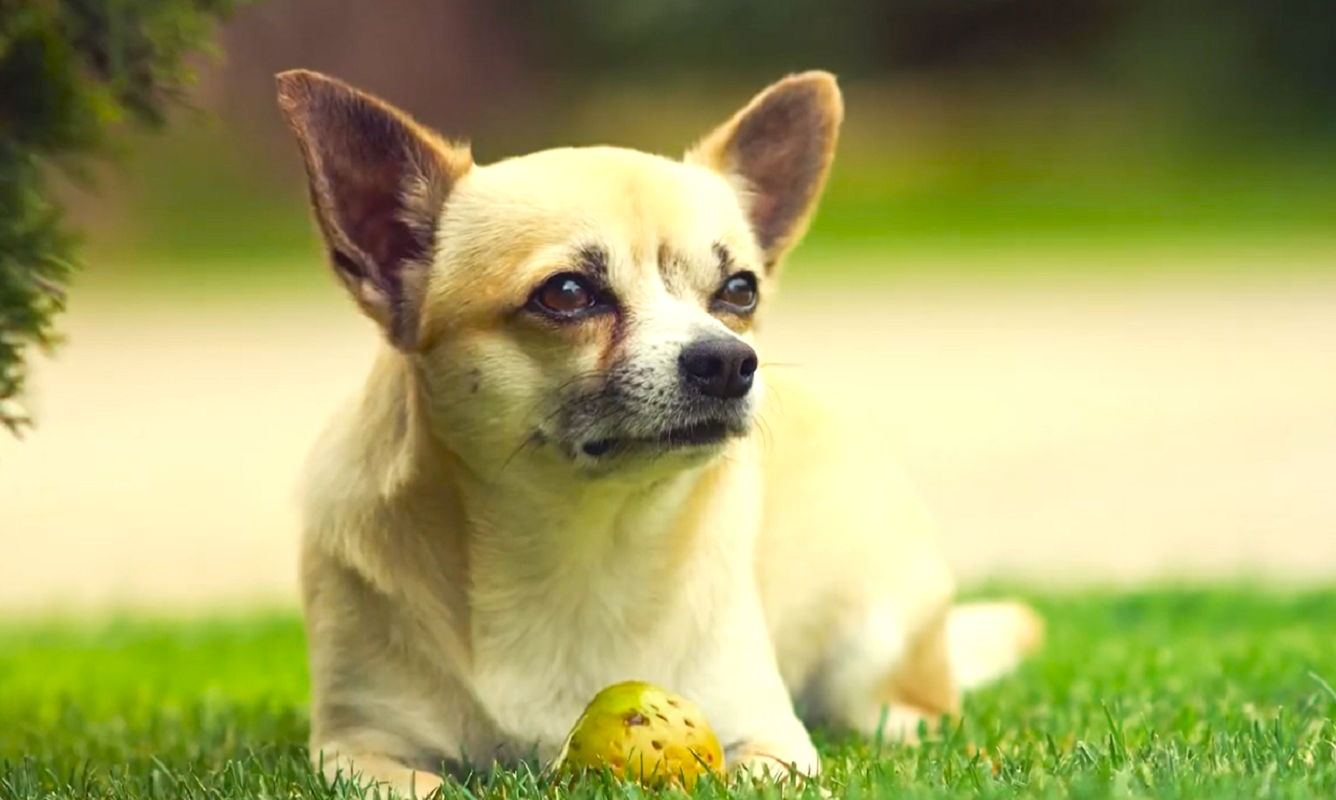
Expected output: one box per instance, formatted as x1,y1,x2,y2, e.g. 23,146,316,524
713,242,735,280
577,245,609,283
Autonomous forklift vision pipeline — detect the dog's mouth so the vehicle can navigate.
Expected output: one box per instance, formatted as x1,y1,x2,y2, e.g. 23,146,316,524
580,418,736,458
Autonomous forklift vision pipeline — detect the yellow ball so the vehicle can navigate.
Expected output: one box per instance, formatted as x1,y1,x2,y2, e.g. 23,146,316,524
551,681,725,790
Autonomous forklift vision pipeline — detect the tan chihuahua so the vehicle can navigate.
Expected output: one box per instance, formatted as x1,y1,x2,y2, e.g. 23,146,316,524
276,68,1042,797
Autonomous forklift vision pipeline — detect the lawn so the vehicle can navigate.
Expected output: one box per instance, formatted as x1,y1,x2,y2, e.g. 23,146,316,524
2,590,1334,799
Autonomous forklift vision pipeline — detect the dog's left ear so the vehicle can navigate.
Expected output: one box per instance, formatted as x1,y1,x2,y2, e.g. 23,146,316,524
276,69,472,350
686,71,843,272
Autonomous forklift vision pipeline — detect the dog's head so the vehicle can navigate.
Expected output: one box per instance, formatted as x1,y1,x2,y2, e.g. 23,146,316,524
276,70,842,480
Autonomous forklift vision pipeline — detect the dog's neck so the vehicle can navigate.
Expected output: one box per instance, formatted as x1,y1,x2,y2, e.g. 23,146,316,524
343,349,720,584
459,463,707,602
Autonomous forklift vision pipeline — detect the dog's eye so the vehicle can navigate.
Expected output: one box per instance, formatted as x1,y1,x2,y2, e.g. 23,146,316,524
714,272,759,313
531,273,599,316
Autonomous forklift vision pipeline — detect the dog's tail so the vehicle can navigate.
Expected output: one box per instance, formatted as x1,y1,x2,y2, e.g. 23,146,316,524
946,600,1045,692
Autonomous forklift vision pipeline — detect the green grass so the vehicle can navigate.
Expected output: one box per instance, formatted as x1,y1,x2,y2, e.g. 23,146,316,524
3,590,1335,799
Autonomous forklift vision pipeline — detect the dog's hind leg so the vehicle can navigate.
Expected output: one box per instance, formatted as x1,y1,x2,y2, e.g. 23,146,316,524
802,598,1042,743
802,600,955,742
945,601,1046,691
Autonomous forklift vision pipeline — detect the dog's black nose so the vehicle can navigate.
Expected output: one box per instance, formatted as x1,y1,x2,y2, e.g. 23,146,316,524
679,338,758,399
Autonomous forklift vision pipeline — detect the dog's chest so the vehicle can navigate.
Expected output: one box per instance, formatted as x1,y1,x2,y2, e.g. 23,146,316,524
467,530,715,756
457,462,760,759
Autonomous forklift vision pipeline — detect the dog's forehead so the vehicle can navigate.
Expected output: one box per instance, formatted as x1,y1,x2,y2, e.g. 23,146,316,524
480,145,730,203
441,146,756,266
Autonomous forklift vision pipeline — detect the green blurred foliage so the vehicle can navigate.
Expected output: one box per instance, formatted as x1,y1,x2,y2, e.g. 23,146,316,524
88,0,1336,279
519,0,1336,137
0,0,246,435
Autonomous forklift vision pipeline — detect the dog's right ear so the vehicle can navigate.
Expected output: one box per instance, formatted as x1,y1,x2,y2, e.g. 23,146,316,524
685,72,842,275
276,70,472,350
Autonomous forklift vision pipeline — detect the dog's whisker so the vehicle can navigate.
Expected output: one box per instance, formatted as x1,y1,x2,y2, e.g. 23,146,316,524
518,369,608,424
488,431,544,491
753,413,776,458
483,372,609,493
763,383,788,419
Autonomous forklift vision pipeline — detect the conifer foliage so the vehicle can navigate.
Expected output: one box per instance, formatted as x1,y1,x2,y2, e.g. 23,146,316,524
0,0,245,434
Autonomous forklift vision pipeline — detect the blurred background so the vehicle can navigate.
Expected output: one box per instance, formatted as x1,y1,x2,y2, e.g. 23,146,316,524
2,0,1334,613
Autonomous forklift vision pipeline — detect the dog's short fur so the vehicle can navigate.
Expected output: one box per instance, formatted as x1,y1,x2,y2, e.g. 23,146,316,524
276,69,1043,797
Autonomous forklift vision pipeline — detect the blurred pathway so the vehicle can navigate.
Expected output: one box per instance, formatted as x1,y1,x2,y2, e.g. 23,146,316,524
3,276,1335,613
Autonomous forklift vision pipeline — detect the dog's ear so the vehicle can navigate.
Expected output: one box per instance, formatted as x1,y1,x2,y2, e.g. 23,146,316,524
685,72,843,272
276,69,472,349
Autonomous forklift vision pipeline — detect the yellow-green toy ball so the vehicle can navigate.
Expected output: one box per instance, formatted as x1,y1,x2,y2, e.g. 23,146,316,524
551,681,725,790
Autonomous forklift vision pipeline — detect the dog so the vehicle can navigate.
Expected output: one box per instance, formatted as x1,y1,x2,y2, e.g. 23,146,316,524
275,68,1043,798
